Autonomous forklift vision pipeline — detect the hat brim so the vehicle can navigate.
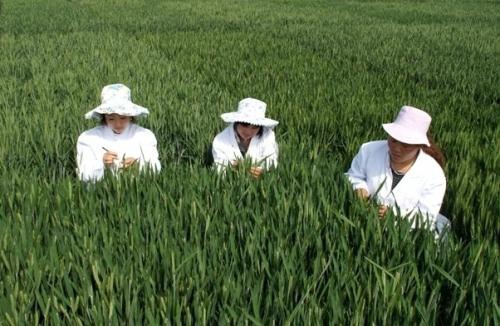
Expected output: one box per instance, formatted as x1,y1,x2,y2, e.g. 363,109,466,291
85,100,149,120
382,123,430,146
221,112,278,128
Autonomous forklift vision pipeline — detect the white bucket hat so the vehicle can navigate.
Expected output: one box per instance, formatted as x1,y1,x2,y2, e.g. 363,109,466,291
220,98,278,128
382,105,431,146
84,84,149,120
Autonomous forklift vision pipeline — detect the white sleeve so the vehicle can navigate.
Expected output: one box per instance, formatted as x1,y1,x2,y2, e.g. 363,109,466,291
261,131,278,169
139,130,161,173
76,135,104,182
212,137,232,172
416,172,446,220
345,145,369,192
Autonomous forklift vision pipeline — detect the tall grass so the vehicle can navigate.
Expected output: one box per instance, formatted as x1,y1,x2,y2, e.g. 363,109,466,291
0,0,498,323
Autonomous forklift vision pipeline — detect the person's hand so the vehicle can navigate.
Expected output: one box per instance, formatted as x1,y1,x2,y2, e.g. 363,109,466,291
122,157,138,169
249,166,263,179
103,151,118,168
356,188,369,200
378,205,389,219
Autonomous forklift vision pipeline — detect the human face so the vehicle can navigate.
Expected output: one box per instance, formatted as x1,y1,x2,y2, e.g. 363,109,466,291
387,136,420,164
104,114,132,134
236,122,261,142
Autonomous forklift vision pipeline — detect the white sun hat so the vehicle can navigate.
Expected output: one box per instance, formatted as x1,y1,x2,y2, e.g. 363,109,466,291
84,84,149,120
220,98,278,128
382,106,431,146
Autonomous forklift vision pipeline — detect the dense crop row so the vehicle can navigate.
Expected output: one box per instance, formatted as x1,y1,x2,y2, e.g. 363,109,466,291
0,0,498,323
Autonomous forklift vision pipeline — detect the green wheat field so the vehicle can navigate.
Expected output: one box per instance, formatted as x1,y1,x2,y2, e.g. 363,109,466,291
0,0,498,324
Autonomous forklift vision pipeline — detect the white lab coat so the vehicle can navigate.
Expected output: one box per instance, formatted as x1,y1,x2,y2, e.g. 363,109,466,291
76,124,161,182
346,140,446,228
212,124,278,172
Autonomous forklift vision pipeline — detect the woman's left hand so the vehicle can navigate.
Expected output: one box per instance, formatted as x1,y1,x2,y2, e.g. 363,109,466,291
122,157,138,169
378,205,389,218
249,166,263,179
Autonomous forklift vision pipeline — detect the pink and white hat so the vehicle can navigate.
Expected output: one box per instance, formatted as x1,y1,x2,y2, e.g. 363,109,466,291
382,106,431,146
221,98,278,128
85,84,149,120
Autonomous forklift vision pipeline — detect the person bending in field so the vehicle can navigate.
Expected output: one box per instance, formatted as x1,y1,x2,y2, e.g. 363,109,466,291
345,105,450,235
212,98,278,178
76,84,161,182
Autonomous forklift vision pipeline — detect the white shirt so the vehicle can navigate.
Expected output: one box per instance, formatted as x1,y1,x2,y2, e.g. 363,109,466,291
346,140,446,227
212,124,278,172
76,124,161,182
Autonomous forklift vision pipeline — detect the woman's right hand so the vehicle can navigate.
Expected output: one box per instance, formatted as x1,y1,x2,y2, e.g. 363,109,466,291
356,188,369,200
378,205,389,219
103,151,118,168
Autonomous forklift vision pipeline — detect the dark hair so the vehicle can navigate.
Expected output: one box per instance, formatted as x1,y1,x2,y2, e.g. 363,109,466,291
100,115,136,125
234,122,264,137
422,132,445,168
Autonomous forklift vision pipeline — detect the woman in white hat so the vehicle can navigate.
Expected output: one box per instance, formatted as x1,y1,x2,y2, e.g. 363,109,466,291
76,84,161,182
346,106,449,234
212,98,279,178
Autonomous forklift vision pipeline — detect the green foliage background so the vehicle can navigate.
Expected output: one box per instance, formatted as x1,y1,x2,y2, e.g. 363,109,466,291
0,0,498,323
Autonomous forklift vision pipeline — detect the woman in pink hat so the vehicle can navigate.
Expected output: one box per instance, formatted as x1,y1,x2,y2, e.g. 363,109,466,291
212,98,279,178
346,106,449,234
76,84,161,182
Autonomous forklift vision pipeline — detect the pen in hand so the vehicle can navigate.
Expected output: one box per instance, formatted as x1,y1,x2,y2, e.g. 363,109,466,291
102,147,119,168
